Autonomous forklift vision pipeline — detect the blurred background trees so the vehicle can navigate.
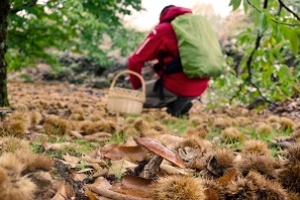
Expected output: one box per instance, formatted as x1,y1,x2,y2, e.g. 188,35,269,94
7,0,144,70
206,0,300,107
0,0,299,107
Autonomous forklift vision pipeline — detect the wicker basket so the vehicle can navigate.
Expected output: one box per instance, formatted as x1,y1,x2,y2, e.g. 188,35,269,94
106,70,146,115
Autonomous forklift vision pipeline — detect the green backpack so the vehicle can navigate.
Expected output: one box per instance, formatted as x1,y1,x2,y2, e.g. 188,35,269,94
171,14,226,78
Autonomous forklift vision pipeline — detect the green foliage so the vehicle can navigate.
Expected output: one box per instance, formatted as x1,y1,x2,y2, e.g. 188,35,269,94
214,0,300,105
229,0,242,11
7,0,143,70
165,117,189,135
111,27,146,56
109,131,126,144
73,138,95,153
20,74,34,83
30,141,44,153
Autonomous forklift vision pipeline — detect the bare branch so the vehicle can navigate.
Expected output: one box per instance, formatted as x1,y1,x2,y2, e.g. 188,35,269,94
263,0,269,9
244,0,272,104
229,84,244,104
230,0,272,104
245,0,300,26
278,0,300,21
277,3,282,15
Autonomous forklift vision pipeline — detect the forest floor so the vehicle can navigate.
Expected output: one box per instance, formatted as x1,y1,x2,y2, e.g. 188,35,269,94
1,64,300,200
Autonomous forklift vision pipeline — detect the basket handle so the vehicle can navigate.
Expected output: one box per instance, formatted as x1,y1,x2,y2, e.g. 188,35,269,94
110,70,146,96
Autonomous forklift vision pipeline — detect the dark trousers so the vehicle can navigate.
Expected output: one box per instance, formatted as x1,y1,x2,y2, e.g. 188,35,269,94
143,79,195,117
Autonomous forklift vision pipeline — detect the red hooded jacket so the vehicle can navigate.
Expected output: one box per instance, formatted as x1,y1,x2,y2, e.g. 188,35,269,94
128,6,210,97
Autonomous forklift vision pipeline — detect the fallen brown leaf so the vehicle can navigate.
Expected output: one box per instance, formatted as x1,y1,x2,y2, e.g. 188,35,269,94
156,134,186,148
73,173,87,182
102,144,148,162
136,137,186,168
69,130,84,138
122,136,138,146
88,177,152,200
108,159,137,176
89,149,103,160
111,175,153,198
83,132,112,141
42,142,72,151
62,154,80,168
50,181,75,200
85,189,99,200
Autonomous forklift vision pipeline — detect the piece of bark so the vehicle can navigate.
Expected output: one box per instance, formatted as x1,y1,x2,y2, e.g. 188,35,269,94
88,185,151,200
139,155,163,179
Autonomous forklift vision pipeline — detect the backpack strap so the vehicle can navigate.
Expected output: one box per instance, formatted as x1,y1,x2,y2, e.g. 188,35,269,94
164,57,183,74
152,57,183,101
151,19,183,101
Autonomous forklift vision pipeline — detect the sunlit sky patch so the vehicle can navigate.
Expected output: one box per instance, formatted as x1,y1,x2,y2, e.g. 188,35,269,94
125,0,232,31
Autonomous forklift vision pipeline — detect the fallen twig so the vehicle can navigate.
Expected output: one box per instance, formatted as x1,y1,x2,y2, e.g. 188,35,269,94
88,185,152,200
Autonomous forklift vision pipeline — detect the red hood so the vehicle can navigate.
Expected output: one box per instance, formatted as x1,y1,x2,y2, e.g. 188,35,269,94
159,6,192,23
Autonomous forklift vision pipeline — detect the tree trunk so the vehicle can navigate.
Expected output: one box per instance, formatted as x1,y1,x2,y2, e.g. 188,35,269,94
0,0,10,107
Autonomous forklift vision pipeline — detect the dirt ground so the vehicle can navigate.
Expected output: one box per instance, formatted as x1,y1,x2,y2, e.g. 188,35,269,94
1,75,299,199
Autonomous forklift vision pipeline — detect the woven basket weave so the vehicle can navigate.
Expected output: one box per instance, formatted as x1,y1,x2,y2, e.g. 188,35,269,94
106,70,146,115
